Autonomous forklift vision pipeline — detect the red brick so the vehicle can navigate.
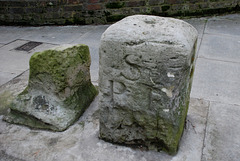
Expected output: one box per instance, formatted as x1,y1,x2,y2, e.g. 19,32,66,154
87,4,102,10
67,0,82,5
126,1,145,7
88,0,99,3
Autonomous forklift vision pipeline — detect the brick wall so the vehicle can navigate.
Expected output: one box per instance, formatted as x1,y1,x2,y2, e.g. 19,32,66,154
0,0,239,25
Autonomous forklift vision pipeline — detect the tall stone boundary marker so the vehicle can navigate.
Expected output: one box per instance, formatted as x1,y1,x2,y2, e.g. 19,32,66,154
4,44,98,131
99,15,198,155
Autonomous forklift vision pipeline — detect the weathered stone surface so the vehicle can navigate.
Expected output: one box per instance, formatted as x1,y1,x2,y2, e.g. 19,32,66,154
4,44,98,131
99,15,198,155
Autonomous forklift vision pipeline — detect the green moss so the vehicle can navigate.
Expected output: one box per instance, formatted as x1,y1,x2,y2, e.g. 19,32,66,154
0,91,13,115
3,44,98,131
64,82,98,126
29,45,90,92
106,2,125,9
19,86,29,95
65,82,98,109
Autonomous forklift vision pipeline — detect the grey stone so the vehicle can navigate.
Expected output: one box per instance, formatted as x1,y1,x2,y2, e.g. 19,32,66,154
4,44,98,131
0,150,25,161
202,102,240,161
99,15,198,154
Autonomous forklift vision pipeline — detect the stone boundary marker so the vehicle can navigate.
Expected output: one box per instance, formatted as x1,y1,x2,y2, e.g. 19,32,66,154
4,44,98,131
99,15,198,155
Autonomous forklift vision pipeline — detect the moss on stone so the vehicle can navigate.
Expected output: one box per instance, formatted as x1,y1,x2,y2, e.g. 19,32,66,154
0,91,13,115
29,44,90,93
4,44,98,131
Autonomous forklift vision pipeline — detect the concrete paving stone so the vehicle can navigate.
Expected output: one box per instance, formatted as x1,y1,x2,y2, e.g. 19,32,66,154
0,41,33,73
202,102,240,161
21,25,97,45
0,40,58,74
0,72,18,87
28,42,58,53
0,26,32,44
3,39,58,54
1,39,29,52
0,50,31,74
198,34,240,63
191,58,240,105
170,98,209,161
183,17,207,37
205,14,240,37
71,25,110,45
71,25,110,83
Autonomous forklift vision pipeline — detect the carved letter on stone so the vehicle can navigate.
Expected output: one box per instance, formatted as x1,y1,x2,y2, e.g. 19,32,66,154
99,15,198,155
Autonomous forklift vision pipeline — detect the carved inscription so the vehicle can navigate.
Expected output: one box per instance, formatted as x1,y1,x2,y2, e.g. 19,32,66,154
99,15,198,154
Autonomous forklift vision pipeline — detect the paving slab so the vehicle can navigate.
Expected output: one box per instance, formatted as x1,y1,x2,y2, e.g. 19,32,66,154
1,39,30,52
0,72,18,87
0,71,209,161
191,58,240,105
205,14,240,37
202,102,240,161
0,50,31,73
198,34,240,63
184,18,207,37
31,42,59,53
0,40,58,85
0,26,31,44
183,18,206,56
21,25,97,45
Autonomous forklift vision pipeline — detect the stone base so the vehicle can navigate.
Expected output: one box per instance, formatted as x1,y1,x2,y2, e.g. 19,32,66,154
4,45,98,131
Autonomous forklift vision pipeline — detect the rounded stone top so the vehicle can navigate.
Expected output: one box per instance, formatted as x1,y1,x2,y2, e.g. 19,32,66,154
101,15,198,52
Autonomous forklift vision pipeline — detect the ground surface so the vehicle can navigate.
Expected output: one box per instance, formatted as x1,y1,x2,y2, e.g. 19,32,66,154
0,14,240,161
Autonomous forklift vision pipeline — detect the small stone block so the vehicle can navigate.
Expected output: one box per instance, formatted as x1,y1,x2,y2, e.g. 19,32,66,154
99,15,198,155
4,44,98,131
